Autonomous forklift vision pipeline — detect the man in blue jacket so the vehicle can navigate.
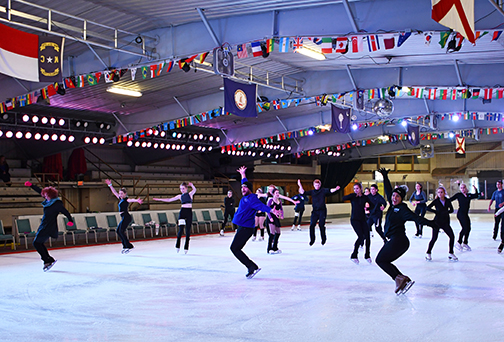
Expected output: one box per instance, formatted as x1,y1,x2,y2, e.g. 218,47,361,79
230,166,280,279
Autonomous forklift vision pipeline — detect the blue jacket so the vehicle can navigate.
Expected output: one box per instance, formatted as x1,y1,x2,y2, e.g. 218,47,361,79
233,178,271,228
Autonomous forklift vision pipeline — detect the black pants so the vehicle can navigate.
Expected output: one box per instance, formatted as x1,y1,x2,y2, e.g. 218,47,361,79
427,225,455,254
253,215,265,237
117,212,134,249
376,234,410,280
293,208,304,226
222,208,236,230
309,208,327,245
351,219,370,258
0,172,11,184
457,213,471,244
493,209,504,241
230,225,258,272
414,204,427,236
176,208,192,250
367,214,385,241
33,232,54,264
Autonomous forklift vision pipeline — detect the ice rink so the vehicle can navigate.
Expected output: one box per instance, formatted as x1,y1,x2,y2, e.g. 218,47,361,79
1,214,503,342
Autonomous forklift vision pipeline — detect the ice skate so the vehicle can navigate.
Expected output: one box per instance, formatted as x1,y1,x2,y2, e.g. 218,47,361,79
455,242,462,251
246,267,261,279
43,260,57,272
297,225,301,231
425,253,432,261
184,249,188,254
462,244,471,251
394,275,407,294
397,276,415,295
259,236,264,241
350,258,359,265
122,247,134,254
448,253,458,262
291,225,295,231
251,236,256,241
220,229,224,236
498,243,503,254
270,249,282,254
365,257,372,264
176,248,180,253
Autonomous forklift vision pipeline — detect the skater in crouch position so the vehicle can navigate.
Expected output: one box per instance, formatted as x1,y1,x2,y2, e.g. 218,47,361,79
105,179,143,253
230,166,281,279
451,183,481,252
375,168,437,295
153,182,197,253
425,186,458,262
25,181,74,271
220,190,236,236
297,179,340,246
409,182,427,238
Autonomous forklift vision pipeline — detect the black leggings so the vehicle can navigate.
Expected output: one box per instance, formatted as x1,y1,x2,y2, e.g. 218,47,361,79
293,208,304,226
177,208,192,250
33,233,54,264
230,226,258,272
309,209,327,245
222,208,236,230
457,213,471,244
118,213,133,249
375,234,410,280
367,215,385,241
414,204,427,236
493,209,504,241
351,219,370,258
427,225,455,254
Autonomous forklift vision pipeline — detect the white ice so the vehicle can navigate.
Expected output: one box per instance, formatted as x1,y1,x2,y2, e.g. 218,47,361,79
1,214,503,342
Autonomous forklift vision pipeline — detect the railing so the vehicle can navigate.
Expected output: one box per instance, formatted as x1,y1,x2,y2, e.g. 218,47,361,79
32,173,76,211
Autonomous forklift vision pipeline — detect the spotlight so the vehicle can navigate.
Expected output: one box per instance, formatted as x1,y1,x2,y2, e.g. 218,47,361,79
448,131,455,139
452,115,459,122
181,144,186,150
92,137,98,144
208,146,213,151
160,143,165,149
160,131,166,138
166,144,171,150
127,141,133,147
351,123,358,131
281,146,285,150
176,145,180,150
193,134,198,140
197,146,202,151
227,150,231,155
275,154,279,159
75,120,82,127
221,148,225,154
202,147,206,152
153,130,159,136
252,152,256,157
22,114,30,122
105,124,111,130
328,151,333,156
216,137,220,142
99,123,105,129
401,120,407,127
2,114,9,120
153,143,159,149
267,153,271,158
172,132,177,138
232,150,236,155
307,128,315,136
68,135,75,142
83,121,89,128
248,151,252,155
34,133,42,140
260,151,264,156
189,145,194,151
171,144,176,149
99,138,105,145
141,142,147,148
25,132,32,139
32,116,39,123
59,134,67,141
42,133,50,141
58,118,65,126
199,134,203,140
209,136,214,141
134,141,140,147
0,130,3,137
49,117,56,125
280,153,284,158
287,146,292,151
5,131,13,138
146,142,152,148
41,117,48,124
15,131,23,139
177,133,182,139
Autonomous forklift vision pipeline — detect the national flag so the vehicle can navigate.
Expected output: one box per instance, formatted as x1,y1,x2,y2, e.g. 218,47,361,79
351,36,363,53
156,62,165,76
455,135,465,154
266,39,274,53
309,38,323,45
251,41,262,57
397,32,412,47
483,88,493,100
492,31,503,41
471,88,480,99
141,66,149,79
425,32,434,45
331,105,351,133
382,34,395,50
75,75,85,87
415,88,424,98
432,0,475,44
278,38,289,53
64,77,75,89
166,61,174,72
497,88,504,99
335,37,348,53
150,64,158,78
439,88,448,100
451,88,457,100
87,73,97,86
94,72,102,83
0,102,4,114
367,35,380,52
236,44,248,59
321,38,333,54
130,68,137,81
0,23,65,82
428,88,437,100
104,70,114,83
292,37,303,51
199,52,209,64
474,30,489,42
408,125,420,146
178,54,197,69
223,78,257,118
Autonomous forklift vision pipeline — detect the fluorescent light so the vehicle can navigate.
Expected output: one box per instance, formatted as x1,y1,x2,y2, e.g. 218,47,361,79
107,87,142,97
295,47,326,60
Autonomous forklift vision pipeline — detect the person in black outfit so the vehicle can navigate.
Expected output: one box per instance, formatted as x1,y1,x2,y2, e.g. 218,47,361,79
153,182,197,253
25,181,73,271
375,168,437,295
106,180,143,253
298,179,340,246
425,186,458,261
0,155,12,186
451,183,481,251
342,183,373,264
409,183,427,238
291,192,307,231
252,188,267,241
221,190,236,236
367,184,387,242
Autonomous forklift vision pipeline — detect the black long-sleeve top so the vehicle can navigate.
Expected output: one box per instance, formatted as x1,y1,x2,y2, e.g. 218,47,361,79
382,173,436,238
342,193,372,221
409,191,427,205
224,196,235,210
451,192,479,217
426,197,453,227
367,193,387,218
29,185,73,239
304,188,337,211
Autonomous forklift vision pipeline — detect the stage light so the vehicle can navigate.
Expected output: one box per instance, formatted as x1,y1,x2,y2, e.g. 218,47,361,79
58,118,65,126
25,132,32,139
248,151,252,156
92,137,98,144
199,134,203,140
2,114,9,120
15,131,23,139
193,134,198,140
172,132,177,138
0,130,2,137
145,142,151,148
59,134,67,141
166,144,171,150
328,151,333,156
287,146,292,151
280,153,284,158
153,143,159,149
141,142,147,148
209,136,214,141
84,136,91,144
171,144,176,149
5,131,13,138
99,123,105,129
221,148,225,154
336,152,341,157
34,133,42,140
181,144,186,150
281,146,285,150
275,154,279,158
208,146,213,151
75,120,82,127
68,135,75,142
83,121,89,128
232,150,236,155
160,131,166,138
22,114,30,122
448,131,455,139
32,116,39,123
202,147,206,152
99,138,105,145
127,141,133,147
41,117,48,124
351,123,358,131
134,141,140,147
177,133,182,139
216,137,220,142
43,133,50,141
252,152,256,157
452,115,460,122
197,146,202,151
267,153,271,158
401,120,407,127
189,145,194,151
227,150,231,155
49,117,56,125
176,144,180,150
260,151,264,156
105,124,111,130
160,143,165,149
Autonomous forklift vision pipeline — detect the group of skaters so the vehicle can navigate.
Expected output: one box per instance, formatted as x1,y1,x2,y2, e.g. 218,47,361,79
23,166,504,295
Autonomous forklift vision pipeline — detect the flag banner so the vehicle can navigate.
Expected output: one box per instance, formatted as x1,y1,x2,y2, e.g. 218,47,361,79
251,41,262,57
351,36,363,53
293,37,303,51
321,37,333,54
335,37,348,53
166,61,174,72
455,135,466,154
279,38,290,52
492,31,503,41
382,34,395,49
331,105,351,133
130,68,137,81
432,0,475,43
237,44,248,58
0,23,64,82
366,35,380,52
223,78,257,118
408,124,420,146
397,32,412,47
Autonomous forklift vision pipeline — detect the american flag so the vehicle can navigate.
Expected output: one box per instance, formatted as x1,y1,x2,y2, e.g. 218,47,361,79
237,44,248,59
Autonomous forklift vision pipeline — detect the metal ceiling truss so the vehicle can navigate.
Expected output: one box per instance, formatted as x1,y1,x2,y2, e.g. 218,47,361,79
0,0,157,59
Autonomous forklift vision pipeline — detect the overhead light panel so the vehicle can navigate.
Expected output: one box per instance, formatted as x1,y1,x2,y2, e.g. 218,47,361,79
107,87,142,97
295,47,326,60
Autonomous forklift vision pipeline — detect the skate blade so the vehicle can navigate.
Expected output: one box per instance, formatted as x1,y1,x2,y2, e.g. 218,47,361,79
122,249,132,254
247,268,261,279
43,260,57,272
397,281,415,295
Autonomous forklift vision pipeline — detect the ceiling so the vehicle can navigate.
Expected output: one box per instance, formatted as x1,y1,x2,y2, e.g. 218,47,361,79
1,0,504,164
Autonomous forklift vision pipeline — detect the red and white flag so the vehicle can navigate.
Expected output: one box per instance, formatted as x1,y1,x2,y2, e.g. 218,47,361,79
366,35,380,52
0,23,64,82
455,135,465,154
335,37,348,53
350,36,363,53
432,0,475,44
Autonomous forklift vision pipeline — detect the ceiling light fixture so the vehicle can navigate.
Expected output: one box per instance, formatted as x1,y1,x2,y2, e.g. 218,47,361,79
107,87,143,97
295,47,326,60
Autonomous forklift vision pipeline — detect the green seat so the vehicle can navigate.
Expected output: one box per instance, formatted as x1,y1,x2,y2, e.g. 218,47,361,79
192,211,208,233
64,217,89,245
106,215,119,241
39,218,65,247
0,220,15,250
85,216,110,243
16,218,36,249
141,213,155,237
127,216,145,239
157,212,175,236
202,210,219,231
214,210,225,223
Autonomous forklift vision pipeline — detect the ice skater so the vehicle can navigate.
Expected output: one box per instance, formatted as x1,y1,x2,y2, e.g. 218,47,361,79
488,180,504,243
425,186,458,261
266,187,298,254
367,184,387,243
343,183,373,264
409,183,427,238
221,190,236,236
374,168,437,295
252,188,267,241
152,182,197,253
291,192,307,231
451,183,481,252
105,180,143,253
297,179,340,246
25,181,74,271
230,166,280,278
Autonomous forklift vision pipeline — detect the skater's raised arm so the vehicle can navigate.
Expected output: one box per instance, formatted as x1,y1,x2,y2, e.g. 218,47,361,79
152,195,181,203
329,185,340,193
238,166,247,181
188,182,197,197
278,194,299,205
378,168,392,203
25,181,42,195
402,205,437,229
297,179,305,194
127,197,143,204
105,179,120,199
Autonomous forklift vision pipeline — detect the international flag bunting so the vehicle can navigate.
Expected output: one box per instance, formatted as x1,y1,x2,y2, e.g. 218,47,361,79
492,31,503,41
451,88,457,100
382,35,395,50
321,38,333,54
156,62,165,76
166,61,174,72
474,30,489,41
251,41,262,57
351,36,363,53
266,39,274,53
278,38,289,53
141,66,149,79
150,64,158,78
397,32,412,47
439,89,448,100
484,88,493,100
428,88,437,100
310,38,323,45
64,77,75,89
432,0,475,44
439,31,451,48
497,88,504,99
199,52,209,64
368,89,375,99
76,75,85,87
471,88,480,99
367,35,380,52
292,37,303,51
130,68,137,81
87,73,97,86
335,37,348,53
